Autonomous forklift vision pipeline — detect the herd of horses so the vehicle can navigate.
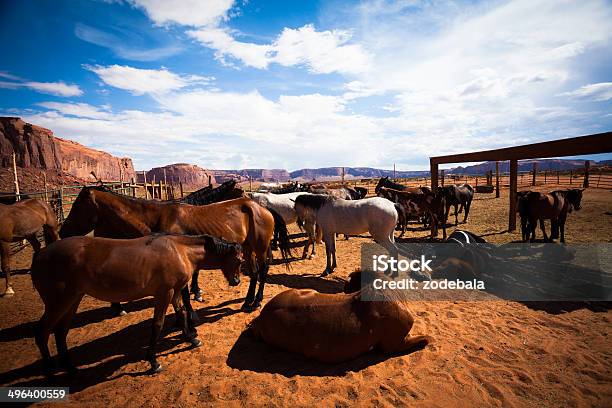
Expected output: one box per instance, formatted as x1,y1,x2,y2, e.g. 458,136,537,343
0,177,584,374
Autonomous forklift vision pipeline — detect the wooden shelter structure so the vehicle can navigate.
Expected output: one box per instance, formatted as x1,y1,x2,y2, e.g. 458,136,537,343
429,131,612,231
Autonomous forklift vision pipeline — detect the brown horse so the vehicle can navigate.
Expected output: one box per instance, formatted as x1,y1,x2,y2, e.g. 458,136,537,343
0,199,59,296
248,270,430,362
518,189,584,243
59,186,290,311
31,234,242,375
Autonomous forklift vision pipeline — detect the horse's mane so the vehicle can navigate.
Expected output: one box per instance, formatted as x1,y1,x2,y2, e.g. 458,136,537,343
295,193,335,210
203,234,242,256
86,185,173,205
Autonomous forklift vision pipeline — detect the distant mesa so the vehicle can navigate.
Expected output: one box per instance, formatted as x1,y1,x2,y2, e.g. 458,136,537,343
137,163,216,191
1,117,135,185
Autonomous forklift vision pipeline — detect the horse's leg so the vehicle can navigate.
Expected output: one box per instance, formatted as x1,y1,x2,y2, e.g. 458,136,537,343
35,294,79,377
252,256,269,308
181,286,199,327
321,233,334,277
111,302,127,316
0,243,12,297
463,200,471,223
147,291,172,373
190,270,203,302
380,334,431,354
331,234,337,271
172,289,201,346
26,234,41,254
558,215,567,243
539,219,549,242
54,296,82,375
454,204,459,225
242,250,258,310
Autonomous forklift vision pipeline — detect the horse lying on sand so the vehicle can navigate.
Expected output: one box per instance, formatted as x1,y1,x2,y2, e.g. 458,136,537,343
60,186,290,311
31,234,243,376
0,199,59,297
248,270,431,363
294,195,398,276
517,189,583,243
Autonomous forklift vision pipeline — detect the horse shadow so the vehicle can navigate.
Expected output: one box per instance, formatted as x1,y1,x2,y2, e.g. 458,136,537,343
1,297,245,401
226,330,417,377
266,273,346,294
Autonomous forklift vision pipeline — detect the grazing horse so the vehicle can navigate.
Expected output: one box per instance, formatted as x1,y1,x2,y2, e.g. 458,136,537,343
248,270,430,363
377,187,447,240
439,184,474,225
518,189,583,243
59,186,290,311
0,199,59,296
31,234,242,375
294,195,398,276
247,191,320,259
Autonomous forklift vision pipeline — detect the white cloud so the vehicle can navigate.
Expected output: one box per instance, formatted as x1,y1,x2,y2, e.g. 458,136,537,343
188,24,371,74
37,102,112,120
85,64,212,95
560,83,612,102
130,0,234,27
0,77,83,97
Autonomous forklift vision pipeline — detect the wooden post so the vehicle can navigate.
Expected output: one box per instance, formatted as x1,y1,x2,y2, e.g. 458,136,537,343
158,180,163,200
43,172,49,203
179,181,184,198
509,159,518,231
597,170,601,188
557,171,560,184
532,162,537,186
440,169,444,186
143,171,149,200
58,187,64,222
544,171,547,184
131,177,136,197
249,176,252,192
570,170,573,185
475,177,478,187
393,164,396,180
495,161,500,198
12,152,20,201
430,161,439,192
583,160,590,188
208,175,212,187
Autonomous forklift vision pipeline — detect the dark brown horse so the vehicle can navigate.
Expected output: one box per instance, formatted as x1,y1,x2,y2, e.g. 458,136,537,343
248,270,430,362
518,189,584,243
377,187,447,239
31,234,242,375
438,184,474,225
0,199,59,296
59,186,290,310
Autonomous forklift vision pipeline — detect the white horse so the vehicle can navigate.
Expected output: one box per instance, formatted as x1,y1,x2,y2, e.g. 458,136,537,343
294,195,398,276
247,192,320,259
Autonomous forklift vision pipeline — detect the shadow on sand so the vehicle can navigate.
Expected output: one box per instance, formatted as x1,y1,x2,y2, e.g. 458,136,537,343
226,330,425,377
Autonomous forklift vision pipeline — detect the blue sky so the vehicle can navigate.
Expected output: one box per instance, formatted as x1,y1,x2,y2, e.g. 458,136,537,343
1,0,611,171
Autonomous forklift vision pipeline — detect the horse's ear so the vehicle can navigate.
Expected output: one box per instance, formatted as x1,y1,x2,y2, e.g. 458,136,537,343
289,198,295,202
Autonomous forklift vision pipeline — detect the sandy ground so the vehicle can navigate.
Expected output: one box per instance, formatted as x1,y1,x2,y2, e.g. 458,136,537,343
1,187,611,407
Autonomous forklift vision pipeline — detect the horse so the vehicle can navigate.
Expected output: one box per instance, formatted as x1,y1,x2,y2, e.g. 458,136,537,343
518,189,583,243
438,184,474,225
377,187,447,240
294,195,398,276
59,186,290,311
308,186,353,200
31,234,242,375
516,190,533,242
429,230,491,281
246,191,320,259
247,269,431,363
0,199,59,297
375,176,431,195
353,186,369,199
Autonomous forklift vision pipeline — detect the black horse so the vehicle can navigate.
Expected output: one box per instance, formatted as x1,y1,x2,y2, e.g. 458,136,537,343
438,184,474,225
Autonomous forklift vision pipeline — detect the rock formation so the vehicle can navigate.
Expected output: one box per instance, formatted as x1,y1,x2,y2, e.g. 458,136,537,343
139,163,216,191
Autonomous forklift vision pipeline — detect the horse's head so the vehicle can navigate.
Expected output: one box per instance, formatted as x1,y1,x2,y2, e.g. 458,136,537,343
59,187,99,238
294,194,329,226
205,236,243,286
374,177,389,194
567,188,584,212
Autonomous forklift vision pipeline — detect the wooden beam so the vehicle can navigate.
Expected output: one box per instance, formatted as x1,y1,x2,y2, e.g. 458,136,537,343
430,160,438,191
430,132,612,165
509,159,518,231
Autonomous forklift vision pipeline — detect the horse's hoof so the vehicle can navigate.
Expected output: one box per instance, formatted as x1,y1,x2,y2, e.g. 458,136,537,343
2,287,14,297
320,270,332,277
116,309,127,317
194,294,204,302
149,361,163,374
241,302,258,312
188,337,202,348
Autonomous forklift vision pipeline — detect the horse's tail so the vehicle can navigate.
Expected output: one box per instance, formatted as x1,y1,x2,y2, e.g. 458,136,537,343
267,207,292,268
